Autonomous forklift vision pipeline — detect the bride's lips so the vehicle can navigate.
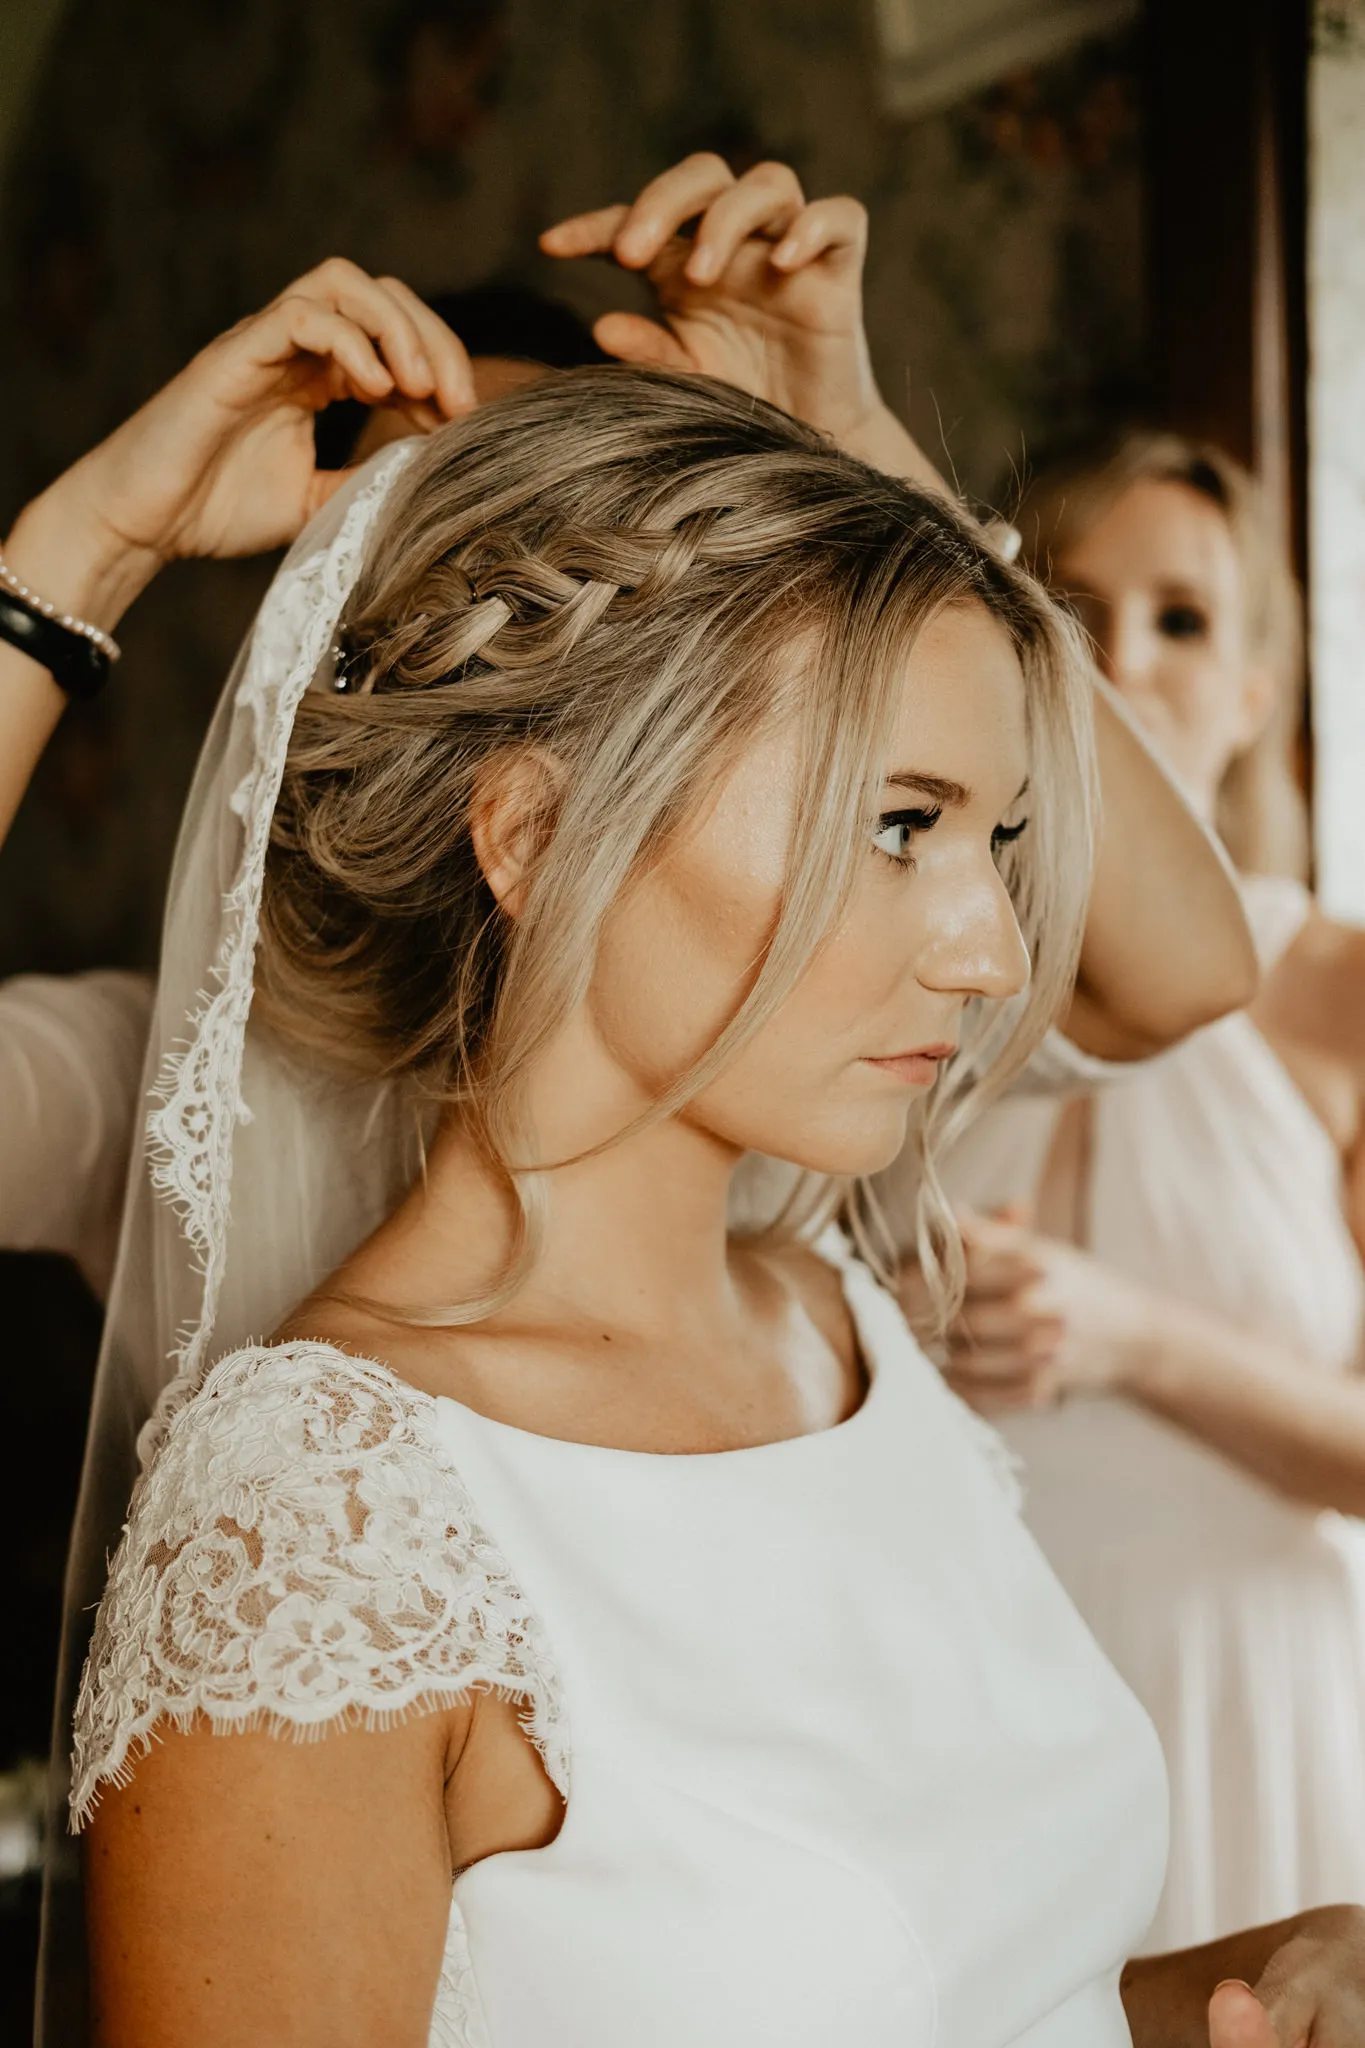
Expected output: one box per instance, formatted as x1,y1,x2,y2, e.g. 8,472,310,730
862,1043,956,1086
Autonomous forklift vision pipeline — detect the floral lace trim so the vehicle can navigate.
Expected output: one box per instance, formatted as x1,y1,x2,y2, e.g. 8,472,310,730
141,446,416,1459
431,1904,492,2048
71,1339,569,1829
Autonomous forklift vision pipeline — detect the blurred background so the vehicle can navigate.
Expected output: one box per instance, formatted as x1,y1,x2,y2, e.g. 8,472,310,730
0,0,1362,2031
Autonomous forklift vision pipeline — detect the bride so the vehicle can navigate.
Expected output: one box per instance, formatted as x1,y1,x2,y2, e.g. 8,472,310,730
38,170,1365,2045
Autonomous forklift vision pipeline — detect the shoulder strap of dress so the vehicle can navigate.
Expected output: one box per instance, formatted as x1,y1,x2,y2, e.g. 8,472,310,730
1241,872,1314,972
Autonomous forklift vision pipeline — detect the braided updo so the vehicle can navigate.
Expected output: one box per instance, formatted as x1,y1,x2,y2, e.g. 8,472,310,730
257,366,1094,1312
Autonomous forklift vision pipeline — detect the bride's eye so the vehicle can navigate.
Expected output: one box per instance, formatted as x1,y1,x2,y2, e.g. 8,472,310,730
872,805,943,868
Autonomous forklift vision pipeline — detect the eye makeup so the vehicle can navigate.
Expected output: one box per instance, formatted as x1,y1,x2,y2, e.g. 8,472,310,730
871,805,943,868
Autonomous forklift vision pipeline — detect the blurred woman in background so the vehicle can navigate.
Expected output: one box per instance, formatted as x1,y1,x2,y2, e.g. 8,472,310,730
930,433,1365,1952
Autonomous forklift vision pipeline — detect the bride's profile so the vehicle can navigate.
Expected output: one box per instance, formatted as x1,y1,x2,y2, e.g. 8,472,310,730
40,186,1365,2046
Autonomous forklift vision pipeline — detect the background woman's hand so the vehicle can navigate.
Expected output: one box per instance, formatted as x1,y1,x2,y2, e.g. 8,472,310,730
49,258,475,585
1125,1904,1365,2046
541,154,891,452
941,1209,1156,1412
1204,1906,1365,2045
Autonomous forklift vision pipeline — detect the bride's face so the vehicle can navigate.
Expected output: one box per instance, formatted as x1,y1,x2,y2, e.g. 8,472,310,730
582,599,1032,1176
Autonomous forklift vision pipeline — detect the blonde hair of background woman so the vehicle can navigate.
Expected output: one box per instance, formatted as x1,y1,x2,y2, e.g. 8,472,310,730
256,367,1097,1320
1014,429,1308,880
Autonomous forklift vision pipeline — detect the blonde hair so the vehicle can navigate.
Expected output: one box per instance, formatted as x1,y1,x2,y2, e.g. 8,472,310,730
259,367,1096,1318
1013,429,1307,878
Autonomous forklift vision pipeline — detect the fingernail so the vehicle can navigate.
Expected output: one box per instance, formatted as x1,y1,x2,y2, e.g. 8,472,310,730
687,247,718,281
772,239,798,265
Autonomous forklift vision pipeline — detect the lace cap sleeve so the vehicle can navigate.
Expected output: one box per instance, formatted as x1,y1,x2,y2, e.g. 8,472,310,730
70,1342,567,1830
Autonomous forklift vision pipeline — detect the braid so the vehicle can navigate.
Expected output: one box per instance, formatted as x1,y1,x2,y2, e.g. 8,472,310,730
344,502,759,700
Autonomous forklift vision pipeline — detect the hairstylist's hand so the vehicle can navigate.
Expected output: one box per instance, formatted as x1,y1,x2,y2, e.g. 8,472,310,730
942,1209,1155,1412
541,156,942,489
46,260,475,592
0,260,474,844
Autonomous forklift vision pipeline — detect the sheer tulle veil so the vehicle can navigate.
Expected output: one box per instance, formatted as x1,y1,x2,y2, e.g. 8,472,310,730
39,445,426,2042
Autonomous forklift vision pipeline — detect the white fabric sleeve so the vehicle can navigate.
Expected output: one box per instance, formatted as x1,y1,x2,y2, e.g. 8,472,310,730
1008,1025,1162,1099
70,1340,568,1829
0,970,153,1295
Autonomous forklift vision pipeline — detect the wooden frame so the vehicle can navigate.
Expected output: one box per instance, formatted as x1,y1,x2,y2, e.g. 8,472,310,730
1143,0,1310,578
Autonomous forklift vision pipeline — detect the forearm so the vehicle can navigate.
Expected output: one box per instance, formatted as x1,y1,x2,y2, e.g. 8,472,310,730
1062,677,1258,1061
1,465,161,845
1121,1288,1365,1515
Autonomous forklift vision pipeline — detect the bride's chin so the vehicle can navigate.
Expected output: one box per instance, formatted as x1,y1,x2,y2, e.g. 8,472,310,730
732,1103,917,1182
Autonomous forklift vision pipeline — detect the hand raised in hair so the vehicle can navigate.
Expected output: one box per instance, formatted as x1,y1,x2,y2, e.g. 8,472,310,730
52,260,476,576
541,154,882,449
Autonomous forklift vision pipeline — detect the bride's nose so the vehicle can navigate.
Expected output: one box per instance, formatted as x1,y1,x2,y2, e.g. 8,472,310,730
915,863,1030,1003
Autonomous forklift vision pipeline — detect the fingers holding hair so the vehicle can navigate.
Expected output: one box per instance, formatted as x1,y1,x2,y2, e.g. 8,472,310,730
246,296,398,405
542,152,738,270
372,275,477,417
272,258,474,415
770,195,868,276
589,311,692,371
681,161,807,282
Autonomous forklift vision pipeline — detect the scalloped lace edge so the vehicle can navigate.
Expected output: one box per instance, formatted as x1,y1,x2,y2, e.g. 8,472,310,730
70,1675,561,1834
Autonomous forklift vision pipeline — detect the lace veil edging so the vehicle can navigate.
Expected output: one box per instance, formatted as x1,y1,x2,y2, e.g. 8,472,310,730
141,446,421,1451
39,446,428,2046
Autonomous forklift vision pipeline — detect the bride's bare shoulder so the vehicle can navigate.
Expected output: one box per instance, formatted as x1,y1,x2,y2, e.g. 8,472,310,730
270,1290,452,1402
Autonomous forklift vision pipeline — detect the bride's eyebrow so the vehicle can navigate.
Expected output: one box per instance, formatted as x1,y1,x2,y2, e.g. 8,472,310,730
883,773,1029,806
884,771,971,806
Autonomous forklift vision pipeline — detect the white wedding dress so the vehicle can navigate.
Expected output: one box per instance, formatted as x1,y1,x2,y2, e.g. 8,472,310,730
73,1236,1166,2047
938,875,1365,1951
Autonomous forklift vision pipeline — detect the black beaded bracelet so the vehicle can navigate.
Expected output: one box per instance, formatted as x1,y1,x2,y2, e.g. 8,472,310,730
0,583,115,700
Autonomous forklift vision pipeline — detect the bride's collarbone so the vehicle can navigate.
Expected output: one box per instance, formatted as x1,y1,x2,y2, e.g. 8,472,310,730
276,1241,863,1456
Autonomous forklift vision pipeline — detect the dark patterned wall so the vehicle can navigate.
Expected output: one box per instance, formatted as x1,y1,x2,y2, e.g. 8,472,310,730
0,0,1145,974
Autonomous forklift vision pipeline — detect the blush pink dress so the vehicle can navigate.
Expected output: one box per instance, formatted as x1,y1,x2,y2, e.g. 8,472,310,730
938,876,1365,1950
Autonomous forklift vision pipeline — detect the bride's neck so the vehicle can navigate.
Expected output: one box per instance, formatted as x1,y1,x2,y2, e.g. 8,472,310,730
362,1058,746,1339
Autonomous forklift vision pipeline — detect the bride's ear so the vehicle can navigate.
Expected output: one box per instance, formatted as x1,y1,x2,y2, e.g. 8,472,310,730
469,750,563,918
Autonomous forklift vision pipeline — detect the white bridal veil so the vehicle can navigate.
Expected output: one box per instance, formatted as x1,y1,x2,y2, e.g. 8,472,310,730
40,444,428,2043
